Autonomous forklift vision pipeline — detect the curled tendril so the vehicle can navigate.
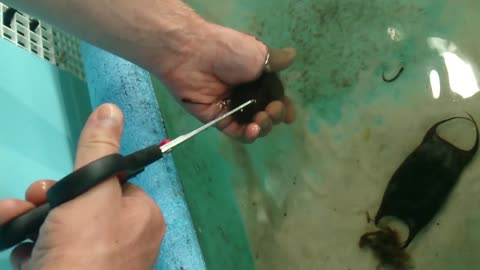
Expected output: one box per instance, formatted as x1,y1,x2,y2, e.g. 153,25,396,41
382,67,404,82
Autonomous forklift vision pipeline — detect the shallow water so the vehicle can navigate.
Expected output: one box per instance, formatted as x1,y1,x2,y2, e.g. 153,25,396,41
154,0,480,269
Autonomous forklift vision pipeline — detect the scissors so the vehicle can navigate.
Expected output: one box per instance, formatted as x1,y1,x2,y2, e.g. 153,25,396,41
0,99,255,251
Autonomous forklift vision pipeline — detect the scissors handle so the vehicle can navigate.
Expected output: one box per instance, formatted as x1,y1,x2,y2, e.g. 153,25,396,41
0,144,163,251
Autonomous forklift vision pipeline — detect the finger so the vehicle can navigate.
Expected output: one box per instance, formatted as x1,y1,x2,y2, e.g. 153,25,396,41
22,180,54,242
74,103,124,203
25,180,56,206
0,199,37,243
210,27,269,84
253,111,273,137
209,101,265,143
0,199,35,224
282,96,296,124
243,123,262,142
206,102,253,141
10,242,33,270
265,101,285,125
217,119,258,143
266,47,297,73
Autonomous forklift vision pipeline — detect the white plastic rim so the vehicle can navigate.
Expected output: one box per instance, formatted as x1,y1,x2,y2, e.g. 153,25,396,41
0,2,85,81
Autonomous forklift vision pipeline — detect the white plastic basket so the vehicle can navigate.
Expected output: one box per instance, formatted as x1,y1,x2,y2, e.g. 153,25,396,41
0,2,85,80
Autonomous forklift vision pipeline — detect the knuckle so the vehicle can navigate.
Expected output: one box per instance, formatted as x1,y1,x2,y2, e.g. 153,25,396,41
127,194,165,228
77,136,120,152
147,200,165,228
122,186,165,239
132,198,166,241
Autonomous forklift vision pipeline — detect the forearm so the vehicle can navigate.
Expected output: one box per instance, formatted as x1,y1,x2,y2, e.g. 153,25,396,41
3,0,207,73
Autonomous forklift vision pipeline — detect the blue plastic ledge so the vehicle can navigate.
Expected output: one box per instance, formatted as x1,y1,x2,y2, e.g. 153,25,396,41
80,42,206,270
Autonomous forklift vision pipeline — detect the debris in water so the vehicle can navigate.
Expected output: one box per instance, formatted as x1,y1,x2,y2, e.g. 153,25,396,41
382,67,404,82
366,211,372,223
359,227,412,270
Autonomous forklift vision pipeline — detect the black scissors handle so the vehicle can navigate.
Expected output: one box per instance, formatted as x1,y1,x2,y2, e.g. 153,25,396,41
0,144,163,251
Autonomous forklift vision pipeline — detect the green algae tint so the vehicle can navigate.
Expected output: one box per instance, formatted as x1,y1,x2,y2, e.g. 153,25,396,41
153,0,480,269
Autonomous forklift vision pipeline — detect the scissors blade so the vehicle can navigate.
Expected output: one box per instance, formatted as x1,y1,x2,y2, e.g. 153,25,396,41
160,99,255,153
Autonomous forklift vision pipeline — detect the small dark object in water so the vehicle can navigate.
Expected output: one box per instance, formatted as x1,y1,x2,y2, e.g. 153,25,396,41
359,227,412,270
366,211,373,223
382,67,404,82
227,72,285,124
360,115,479,269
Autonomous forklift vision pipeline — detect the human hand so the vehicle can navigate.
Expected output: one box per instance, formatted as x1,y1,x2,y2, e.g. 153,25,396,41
150,20,297,143
0,104,165,270
4,0,296,143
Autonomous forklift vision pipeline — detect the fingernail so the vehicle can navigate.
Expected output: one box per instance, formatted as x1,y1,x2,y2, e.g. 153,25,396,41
253,124,261,136
267,47,297,72
96,104,121,127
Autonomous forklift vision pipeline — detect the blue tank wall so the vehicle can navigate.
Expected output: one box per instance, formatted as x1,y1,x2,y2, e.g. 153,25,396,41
0,39,91,269
0,29,206,270
80,43,206,270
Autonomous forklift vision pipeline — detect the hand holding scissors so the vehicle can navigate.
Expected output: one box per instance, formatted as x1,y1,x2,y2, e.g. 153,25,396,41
0,100,254,251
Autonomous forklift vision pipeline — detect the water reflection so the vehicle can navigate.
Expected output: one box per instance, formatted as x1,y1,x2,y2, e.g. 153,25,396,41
428,37,479,99
443,52,479,98
429,69,441,99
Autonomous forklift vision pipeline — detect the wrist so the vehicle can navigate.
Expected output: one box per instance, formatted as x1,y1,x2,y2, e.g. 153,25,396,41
133,4,210,77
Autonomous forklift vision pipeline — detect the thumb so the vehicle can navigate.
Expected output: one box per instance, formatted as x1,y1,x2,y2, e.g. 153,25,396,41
73,103,124,203
209,25,296,84
264,46,297,73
